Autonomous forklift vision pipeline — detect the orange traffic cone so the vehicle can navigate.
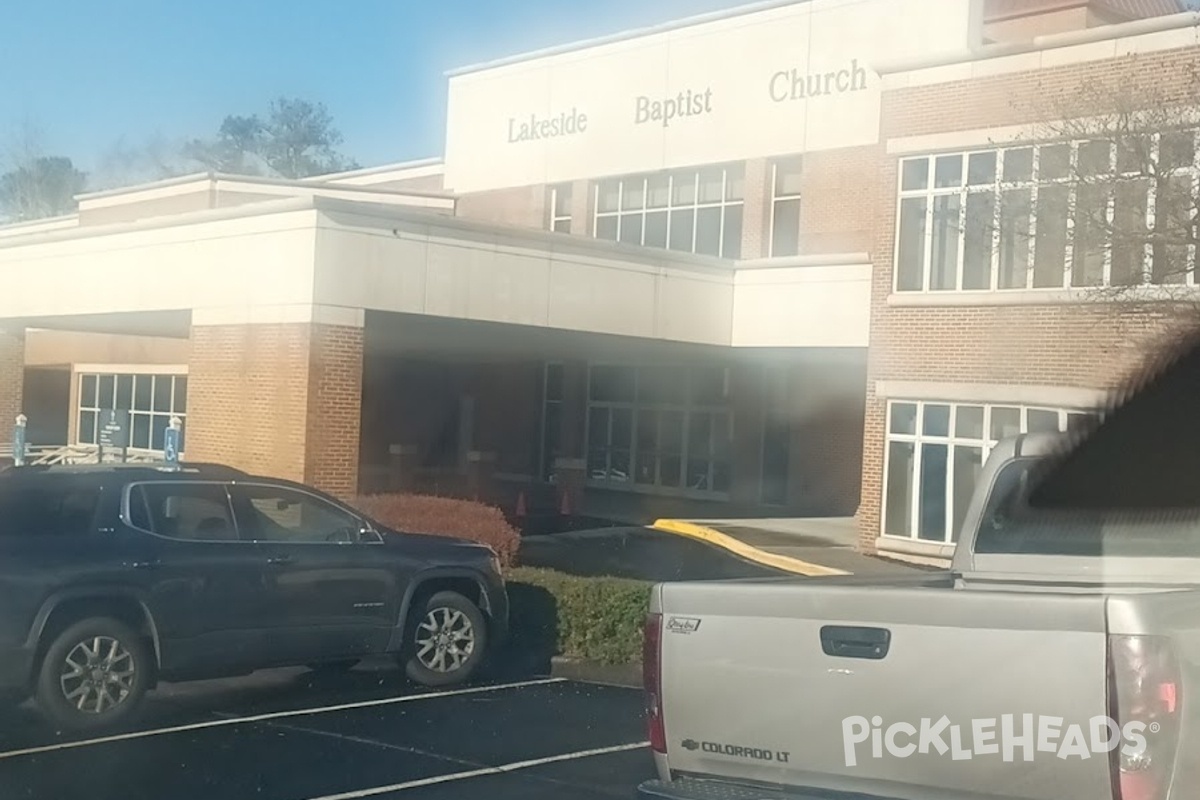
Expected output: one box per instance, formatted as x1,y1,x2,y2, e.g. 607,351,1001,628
515,490,527,518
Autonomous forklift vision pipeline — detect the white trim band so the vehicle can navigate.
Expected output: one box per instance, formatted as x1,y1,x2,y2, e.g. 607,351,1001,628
874,380,1110,409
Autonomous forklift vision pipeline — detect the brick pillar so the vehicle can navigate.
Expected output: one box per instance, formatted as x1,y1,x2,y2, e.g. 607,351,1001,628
740,158,770,260
0,329,24,446
569,179,591,237
187,319,363,499
855,388,886,554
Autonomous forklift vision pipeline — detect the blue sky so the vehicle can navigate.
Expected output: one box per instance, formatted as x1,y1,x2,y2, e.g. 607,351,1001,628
0,0,750,173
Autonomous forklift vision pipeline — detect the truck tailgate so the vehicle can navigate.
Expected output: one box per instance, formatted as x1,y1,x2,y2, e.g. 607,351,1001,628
657,579,1111,800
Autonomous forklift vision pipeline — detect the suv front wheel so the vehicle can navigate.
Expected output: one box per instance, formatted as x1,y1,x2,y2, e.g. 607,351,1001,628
36,617,151,731
404,591,487,687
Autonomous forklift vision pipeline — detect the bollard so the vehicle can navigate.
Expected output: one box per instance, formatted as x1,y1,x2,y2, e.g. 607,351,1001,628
13,414,27,468
164,416,182,470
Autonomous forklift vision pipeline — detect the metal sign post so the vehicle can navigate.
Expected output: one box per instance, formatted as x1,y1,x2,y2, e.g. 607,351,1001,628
164,416,182,470
13,414,26,467
98,410,130,465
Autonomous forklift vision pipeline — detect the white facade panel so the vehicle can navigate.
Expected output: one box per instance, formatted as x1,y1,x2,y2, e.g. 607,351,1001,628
732,262,870,347
444,0,976,193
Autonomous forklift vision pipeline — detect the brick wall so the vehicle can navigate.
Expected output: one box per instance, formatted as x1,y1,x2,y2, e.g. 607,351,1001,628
0,330,23,445
740,158,770,260
455,184,547,230
187,322,363,499
789,357,868,515
859,45,1200,550
798,145,880,257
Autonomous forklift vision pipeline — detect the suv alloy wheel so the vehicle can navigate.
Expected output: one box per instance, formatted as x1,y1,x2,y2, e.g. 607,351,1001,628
35,617,151,731
404,591,488,687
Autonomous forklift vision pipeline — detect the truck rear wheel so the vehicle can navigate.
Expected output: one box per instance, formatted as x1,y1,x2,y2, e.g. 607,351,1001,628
403,591,487,688
35,617,151,732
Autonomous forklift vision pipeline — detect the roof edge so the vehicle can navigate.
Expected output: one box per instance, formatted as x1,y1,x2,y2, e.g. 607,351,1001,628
445,0,810,78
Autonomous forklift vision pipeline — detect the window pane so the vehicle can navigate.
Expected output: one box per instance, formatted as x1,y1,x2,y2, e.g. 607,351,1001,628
998,188,1032,289
774,157,803,196
672,171,697,205
725,164,745,200
174,377,188,413
233,485,359,544
1072,182,1111,287
669,208,695,252
711,461,731,494
597,180,620,212
688,413,712,458
133,375,152,410
990,407,1021,441
660,455,683,488
901,158,928,191
896,197,928,291
930,194,961,290
955,406,984,439
131,414,151,449
153,375,172,412
1039,144,1071,181
967,152,997,186
553,184,572,216
1160,131,1195,172
951,446,983,542
1152,174,1192,284
138,483,236,541
647,174,671,208
80,374,98,409
771,197,802,257
660,411,684,453
116,376,133,411
889,402,917,435
695,207,722,256
622,179,645,210
588,449,608,480
640,366,687,404
698,168,724,203
885,442,915,537
934,155,962,188
1117,135,1152,175
595,215,618,241
635,452,656,485
1078,140,1111,176
611,408,633,449
721,205,743,260
918,444,948,541
923,404,950,436
78,410,96,444
1110,179,1149,286
691,367,727,405
619,213,643,245
1026,409,1060,433
644,210,668,248
590,366,635,402
588,407,609,447
99,375,115,410
609,450,631,483
1003,148,1033,182
636,409,658,451
686,458,711,491
963,192,995,290
151,414,169,450
1033,184,1069,288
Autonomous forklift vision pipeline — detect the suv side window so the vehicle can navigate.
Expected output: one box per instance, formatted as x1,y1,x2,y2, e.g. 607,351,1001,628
0,480,101,537
128,482,238,542
230,484,363,544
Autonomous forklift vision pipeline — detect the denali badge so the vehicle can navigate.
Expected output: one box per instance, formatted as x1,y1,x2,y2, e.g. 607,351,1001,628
666,616,702,634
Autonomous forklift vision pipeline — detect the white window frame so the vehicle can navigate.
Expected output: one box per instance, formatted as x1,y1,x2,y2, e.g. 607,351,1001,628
592,165,745,259
893,132,1200,294
881,399,1098,544
549,184,572,233
769,156,803,257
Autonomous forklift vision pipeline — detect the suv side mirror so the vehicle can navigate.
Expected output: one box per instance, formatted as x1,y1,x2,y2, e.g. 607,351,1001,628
357,524,383,544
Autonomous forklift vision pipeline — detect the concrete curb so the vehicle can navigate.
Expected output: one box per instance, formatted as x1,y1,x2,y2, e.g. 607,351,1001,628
651,519,850,577
549,656,642,688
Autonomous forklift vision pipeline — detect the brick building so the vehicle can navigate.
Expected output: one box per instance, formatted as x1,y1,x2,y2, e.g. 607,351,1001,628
0,0,1196,547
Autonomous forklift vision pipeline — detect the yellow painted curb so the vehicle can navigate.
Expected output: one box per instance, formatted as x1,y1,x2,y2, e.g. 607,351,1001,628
651,519,850,577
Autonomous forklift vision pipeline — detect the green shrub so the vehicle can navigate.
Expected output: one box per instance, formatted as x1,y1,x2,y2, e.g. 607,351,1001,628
351,493,520,568
506,567,651,666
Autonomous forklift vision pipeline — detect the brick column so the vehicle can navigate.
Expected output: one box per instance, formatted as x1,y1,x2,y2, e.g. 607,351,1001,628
186,317,363,499
740,158,770,260
0,328,24,446
569,179,591,237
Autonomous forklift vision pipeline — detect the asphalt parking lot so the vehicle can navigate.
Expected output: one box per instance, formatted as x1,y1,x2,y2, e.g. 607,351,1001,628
0,667,653,800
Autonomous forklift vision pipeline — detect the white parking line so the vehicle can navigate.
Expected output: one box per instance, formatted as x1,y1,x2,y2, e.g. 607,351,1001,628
0,677,566,761
302,741,651,800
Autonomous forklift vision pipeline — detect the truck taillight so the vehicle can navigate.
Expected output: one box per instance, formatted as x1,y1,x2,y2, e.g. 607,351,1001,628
643,612,666,753
1108,635,1181,800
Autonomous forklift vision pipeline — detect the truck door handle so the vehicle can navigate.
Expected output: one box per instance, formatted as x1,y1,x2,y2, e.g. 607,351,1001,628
820,625,891,660
266,555,294,566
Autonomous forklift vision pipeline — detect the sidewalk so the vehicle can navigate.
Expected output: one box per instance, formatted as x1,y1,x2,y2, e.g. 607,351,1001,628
652,517,942,577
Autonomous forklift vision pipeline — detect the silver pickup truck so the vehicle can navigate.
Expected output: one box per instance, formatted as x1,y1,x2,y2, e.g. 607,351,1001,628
639,432,1198,800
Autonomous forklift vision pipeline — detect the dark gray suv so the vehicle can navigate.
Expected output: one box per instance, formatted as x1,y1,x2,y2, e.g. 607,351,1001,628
0,463,509,731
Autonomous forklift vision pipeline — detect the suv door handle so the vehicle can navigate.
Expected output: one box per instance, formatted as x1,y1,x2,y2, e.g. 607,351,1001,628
125,560,161,570
266,555,294,566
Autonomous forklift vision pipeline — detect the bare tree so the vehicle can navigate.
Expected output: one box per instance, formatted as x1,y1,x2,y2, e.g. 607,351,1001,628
0,119,87,222
91,132,195,191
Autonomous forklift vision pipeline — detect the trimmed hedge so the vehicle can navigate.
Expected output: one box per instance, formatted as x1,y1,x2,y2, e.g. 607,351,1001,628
506,567,651,666
351,493,520,569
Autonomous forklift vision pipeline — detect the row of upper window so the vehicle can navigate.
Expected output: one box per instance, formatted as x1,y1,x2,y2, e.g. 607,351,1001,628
893,133,1200,294
548,156,804,260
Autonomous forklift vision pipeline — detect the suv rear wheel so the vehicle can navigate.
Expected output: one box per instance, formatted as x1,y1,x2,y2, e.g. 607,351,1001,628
404,591,487,687
36,617,151,731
